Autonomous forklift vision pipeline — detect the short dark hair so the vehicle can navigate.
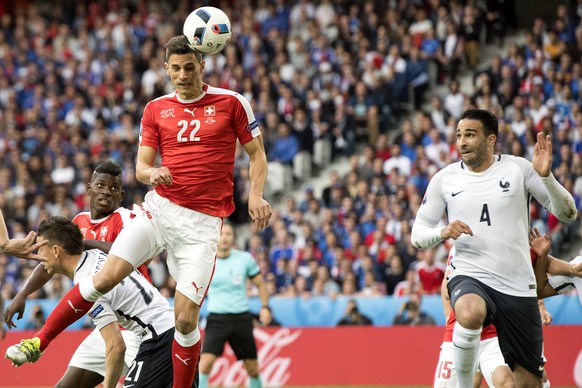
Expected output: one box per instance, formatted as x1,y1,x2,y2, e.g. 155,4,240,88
93,160,122,180
460,109,499,137
164,35,203,62
38,216,83,255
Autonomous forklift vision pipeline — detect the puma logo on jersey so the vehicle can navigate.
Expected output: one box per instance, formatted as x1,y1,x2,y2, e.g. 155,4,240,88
174,354,191,365
192,281,203,294
67,300,83,314
89,230,97,238
184,108,197,117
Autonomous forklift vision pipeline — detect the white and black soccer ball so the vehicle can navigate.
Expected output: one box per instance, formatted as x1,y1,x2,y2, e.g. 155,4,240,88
183,6,232,55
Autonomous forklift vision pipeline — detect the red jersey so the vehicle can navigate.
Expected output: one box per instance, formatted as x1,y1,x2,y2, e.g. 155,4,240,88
139,85,260,217
416,260,446,294
72,209,152,283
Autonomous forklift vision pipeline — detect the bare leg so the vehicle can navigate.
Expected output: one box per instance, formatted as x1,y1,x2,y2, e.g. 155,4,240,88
513,364,542,388
55,367,103,388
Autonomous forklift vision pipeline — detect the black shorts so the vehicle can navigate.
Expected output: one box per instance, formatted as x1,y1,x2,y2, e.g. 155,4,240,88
448,275,544,378
202,312,257,360
124,328,199,388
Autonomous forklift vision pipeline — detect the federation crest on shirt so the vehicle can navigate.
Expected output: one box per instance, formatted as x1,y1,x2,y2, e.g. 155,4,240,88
160,108,175,119
204,106,216,116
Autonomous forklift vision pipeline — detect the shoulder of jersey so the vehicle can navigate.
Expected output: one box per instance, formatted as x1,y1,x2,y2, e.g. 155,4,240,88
114,207,132,224
72,211,90,221
205,85,239,97
76,250,102,278
231,249,254,260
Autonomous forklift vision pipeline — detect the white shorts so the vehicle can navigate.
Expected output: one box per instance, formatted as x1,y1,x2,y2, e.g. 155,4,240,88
68,329,141,377
434,338,506,388
110,190,222,304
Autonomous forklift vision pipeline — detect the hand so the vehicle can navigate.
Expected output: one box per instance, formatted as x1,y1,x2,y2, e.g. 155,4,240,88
4,295,26,329
149,167,173,186
532,132,552,178
0,232,47,261
529,227,551,258
259,306,272,326
440,220,473,240
540,308,553,326
248,194,272,231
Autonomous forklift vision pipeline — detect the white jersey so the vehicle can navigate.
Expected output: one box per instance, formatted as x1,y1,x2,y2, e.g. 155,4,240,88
413,155,566,297
74,249,174,339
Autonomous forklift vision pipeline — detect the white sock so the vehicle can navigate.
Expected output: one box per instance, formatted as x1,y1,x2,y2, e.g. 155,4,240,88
453,322,482,388
79,278,102,302
174,327,201,347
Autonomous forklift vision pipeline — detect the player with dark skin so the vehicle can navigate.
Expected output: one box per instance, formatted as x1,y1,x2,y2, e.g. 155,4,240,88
4,165,141,388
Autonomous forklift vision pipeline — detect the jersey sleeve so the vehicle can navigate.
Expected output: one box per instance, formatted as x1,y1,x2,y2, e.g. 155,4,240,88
519,158,577,222
411,170,448,248
139,101,159,150
231,94,260,145
88,298,118,331
245,252,260,278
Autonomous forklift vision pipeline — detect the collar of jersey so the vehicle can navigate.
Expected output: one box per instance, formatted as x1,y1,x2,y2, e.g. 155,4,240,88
175,84,208,104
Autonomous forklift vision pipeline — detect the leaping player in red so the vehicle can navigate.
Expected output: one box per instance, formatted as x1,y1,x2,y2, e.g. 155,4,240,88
6,35,272,388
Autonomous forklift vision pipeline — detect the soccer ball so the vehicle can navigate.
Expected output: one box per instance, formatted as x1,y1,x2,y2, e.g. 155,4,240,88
183,6,232,55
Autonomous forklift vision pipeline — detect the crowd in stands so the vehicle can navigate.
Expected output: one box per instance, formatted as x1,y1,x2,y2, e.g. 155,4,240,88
1,0,582,326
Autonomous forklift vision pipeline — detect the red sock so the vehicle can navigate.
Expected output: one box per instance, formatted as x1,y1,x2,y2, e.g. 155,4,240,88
172,338,200,388
35,283,94,351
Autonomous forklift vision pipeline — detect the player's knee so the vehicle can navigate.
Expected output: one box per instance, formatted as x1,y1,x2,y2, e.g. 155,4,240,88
175,316,198,333
199,354,216,374
492,366,515,388
454,296,486,328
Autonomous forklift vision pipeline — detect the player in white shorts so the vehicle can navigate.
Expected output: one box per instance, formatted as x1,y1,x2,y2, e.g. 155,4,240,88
5,216,185,388
436,234,582,388
435,247,512,388
3,161,153,387
67,330,140,381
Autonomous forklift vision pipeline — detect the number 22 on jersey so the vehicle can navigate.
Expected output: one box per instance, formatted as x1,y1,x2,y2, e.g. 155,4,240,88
177,119,201,142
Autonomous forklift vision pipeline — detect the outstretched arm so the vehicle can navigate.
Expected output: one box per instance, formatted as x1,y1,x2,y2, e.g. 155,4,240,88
531,133,577,222
0,210,46,260
4,264,53,329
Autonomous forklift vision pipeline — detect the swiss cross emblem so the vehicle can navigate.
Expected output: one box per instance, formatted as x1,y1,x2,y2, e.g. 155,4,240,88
204,106,216,116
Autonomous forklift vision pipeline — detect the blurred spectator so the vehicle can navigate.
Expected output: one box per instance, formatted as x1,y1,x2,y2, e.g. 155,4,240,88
24,304,46,330
413,248,446,295
436,21,464,84
393,293,436,326
268,122,300,165
337,299,373,326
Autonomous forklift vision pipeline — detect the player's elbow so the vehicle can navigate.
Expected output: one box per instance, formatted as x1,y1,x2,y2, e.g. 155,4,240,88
558,207,578,223
110,339,126,358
